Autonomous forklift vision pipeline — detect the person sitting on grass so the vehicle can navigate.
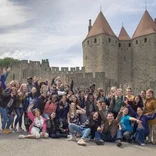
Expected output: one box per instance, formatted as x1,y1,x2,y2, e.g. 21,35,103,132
18,105,48,139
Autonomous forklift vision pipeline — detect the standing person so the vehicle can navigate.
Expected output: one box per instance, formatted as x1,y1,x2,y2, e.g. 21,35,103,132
0,67,11,90
43,94,58,119
33,92,47,115
27,77,33,93
85,93,96,119
126,87,135,106
90,84,96,94
109,88,125,118
140,90,146,106
131,95,143,112
144,89,156,144
18,106,48,139
0,87,17,134
14,84,27,132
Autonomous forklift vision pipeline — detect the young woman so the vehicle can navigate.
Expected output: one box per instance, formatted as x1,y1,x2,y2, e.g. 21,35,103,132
24,87,38,132
128,105,156,145
0,87,17,134
144,89,156,144
131,95,143,112
14,84,27,132
85,93,96,119
56,95,69,129
43,94,58,119
68,111,101,146
18,106,48,139
67,103,86,125
46,112,67,138
116,106,141,144
140,90,146,106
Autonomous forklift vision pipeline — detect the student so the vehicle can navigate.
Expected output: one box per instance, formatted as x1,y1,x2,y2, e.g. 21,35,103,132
94,101,122,146
126,87,135,106
33,92,47,115
67,103,86,125
43,94,58,119
0,87,17,134
68,111,101,146
144,89,156,144
85,93,96,119
46,112,67,138
131,95,143,112
109,88,125,118
128,105,156,145
14,84,27,132
116,107,141,146
18,106,48,139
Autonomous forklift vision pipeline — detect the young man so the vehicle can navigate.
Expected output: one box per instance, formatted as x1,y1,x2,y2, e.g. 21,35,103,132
94,101,122,146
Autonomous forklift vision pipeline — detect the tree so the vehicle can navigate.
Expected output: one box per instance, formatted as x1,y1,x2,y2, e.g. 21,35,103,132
0,57,20,67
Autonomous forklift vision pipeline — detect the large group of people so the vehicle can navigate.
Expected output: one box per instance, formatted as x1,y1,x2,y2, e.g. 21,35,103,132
0,67,156,147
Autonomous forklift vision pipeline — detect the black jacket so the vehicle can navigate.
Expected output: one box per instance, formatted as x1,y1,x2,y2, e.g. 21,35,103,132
0,94,16,114
47,118,60,134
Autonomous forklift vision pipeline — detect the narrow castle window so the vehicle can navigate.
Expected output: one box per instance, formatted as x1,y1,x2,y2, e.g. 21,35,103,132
109,38,111,43
144,38,147,43
87,40,89,45
118,43,121,47
129,43,131,47
136,40,138,44
94,38,97,43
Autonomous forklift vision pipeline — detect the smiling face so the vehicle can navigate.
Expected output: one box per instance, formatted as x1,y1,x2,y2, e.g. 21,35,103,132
107,113,114,122
70,103,76,111
34,109,40,117
137,107,143,116
123,107,129,115
135,96,140,103
146,90,154,99
93,112,99,120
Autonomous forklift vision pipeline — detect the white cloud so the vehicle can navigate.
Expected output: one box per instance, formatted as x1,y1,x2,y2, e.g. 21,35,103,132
0,0,156,67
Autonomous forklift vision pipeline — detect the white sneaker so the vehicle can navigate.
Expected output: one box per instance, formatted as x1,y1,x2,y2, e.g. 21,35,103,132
140,143,145,146
18,135,25,139
67,135,76,141
77,139,86,146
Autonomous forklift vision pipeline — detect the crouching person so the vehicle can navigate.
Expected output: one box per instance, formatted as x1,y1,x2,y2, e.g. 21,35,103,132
18,105,48,139
68,112,101,146
94,101,122,146
46,112,67,138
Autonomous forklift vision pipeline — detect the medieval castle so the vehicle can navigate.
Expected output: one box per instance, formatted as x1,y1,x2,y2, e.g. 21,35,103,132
6,10,156,94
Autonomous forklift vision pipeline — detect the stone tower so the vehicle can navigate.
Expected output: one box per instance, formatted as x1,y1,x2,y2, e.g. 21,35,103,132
82,12,119,82
118,26,132,87
132,10,156,92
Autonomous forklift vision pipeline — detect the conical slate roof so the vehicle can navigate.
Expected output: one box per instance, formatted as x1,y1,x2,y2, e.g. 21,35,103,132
133,10,156,38
86,12,116,38
118,26,131,40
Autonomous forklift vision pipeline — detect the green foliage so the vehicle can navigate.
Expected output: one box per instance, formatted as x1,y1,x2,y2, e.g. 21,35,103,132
0,57,20,67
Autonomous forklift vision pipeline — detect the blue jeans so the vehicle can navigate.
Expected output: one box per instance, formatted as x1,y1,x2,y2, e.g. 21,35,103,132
0,107,13,129
68,123,91,139
43,113,50,119
134,128,147,144
14,107,24,128
117,130,133,141
95,131,116,142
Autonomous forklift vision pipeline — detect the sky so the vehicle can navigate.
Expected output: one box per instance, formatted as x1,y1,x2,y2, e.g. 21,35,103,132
0,0,155,67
